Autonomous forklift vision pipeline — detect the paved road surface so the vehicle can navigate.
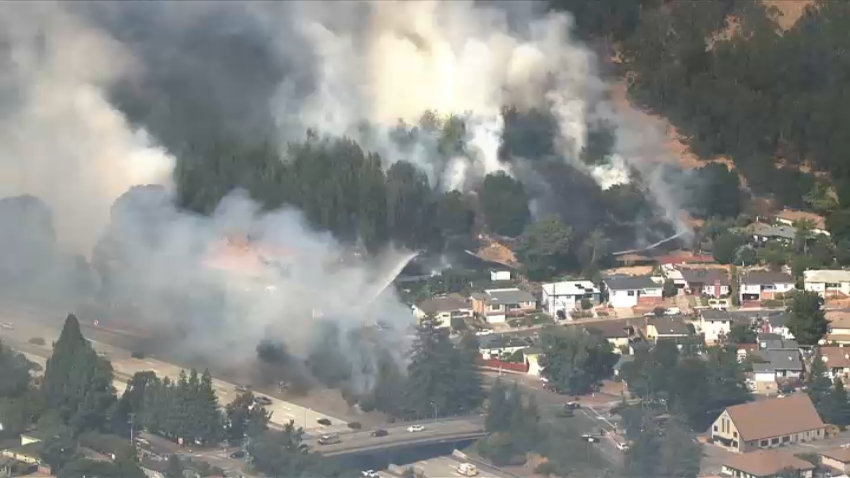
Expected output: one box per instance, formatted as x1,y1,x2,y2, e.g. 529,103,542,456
0,317,348,434
309,417,485,456
412,456,516,478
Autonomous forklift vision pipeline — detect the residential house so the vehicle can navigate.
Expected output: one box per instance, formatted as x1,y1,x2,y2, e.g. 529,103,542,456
698,309,752,345
680,268,731,298
751,223,797,246
757,333,799,352
752,363,780,395
823,312,850,345
759,312,793,340
603,275,664,308
820,447,850,475
804,269,850,299
710,393,826,453
772,209,830,237
819,347,850,380
413,295,473,328
471,288,536,324
721,449,815,478
540,281,601,319
490,270,512,282
1,443,42,466
739,271,795,303
645,317,693,343
661,265,687,293
478,336,530,360
757,350,803,379
583,322,636,353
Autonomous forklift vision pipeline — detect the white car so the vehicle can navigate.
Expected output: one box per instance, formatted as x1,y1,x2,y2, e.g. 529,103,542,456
0,322,13,330
475,330,494,336
581,434,599,443
407,425,425,433
361,470,379,478
616,442,630,451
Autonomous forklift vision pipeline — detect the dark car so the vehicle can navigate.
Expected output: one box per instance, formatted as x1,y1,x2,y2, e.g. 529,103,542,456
317,418,332,426
229,450,246,459
130,351,146,359
371,429,389,437
254,396,273,406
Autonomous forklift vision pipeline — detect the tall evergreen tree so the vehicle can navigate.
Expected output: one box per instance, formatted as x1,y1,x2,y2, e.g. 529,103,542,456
42,314,116,433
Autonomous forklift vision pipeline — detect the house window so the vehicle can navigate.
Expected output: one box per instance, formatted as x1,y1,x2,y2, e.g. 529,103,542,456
771,437,779,445
782,436,790,443
732,441,738,448
713,425,718,432
733,432,737,438
627,290,635,296
827,283,839,288
760,440,768,447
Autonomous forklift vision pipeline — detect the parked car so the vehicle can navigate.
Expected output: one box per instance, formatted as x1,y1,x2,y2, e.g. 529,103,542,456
581,434,599,443
229,450,246,459
361,471,379,478
407,425,425,433
348,422,362,430
254,396,273,406
475,329,494,336
130,351,146,359
371,429,388,437
616,442,630,451
317,418,332,426
318,433,340,445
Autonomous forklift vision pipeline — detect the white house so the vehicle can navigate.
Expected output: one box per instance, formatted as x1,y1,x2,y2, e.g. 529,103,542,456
739,271,795,303
697,309,750,344
804,269,850,299
540,281,601,319
413,295,473,329
603,275,663,308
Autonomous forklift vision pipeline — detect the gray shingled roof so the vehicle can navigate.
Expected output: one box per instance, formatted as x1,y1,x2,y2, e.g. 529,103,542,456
679,268,730,285
485,288,535,304
649,317,692,336
741,271,794,285
417,296,470,314
603,275,659,291
764,350,803,371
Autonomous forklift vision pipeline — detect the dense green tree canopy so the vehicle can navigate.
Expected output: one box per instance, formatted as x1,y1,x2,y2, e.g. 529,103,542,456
539,328,618,395
787,290,828,345
479,172,531,237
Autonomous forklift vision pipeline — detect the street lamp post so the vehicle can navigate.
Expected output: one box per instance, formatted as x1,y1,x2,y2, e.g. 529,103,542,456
430,401,438,419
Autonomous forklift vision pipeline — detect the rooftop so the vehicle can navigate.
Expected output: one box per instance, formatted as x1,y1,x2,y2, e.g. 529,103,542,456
648,317,691,336
417,295,471,314
584,322,635,339
603,275,660,291
483,288,535,304
805,269,850,284
679,268,730,285
820,447,850,463
758,350,803,371
829,311,850,330
723,449,814,477
820,347,850,369
540,281,600,296
724,393,824,441
752,223,797,241
699,309,752,323
776,209,826,230
740,270,795,285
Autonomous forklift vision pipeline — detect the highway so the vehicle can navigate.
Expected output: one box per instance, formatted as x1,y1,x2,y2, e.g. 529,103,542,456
0,313,349,434
308,416,486,457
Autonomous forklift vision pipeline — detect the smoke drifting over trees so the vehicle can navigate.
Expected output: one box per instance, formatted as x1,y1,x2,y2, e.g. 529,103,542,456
0,1,715,386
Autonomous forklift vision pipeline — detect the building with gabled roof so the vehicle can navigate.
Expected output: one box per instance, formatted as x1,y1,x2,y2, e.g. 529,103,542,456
804,269,850,299
710,393,826,453
721,449,815,478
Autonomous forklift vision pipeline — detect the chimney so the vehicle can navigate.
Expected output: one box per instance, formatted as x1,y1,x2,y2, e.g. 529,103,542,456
714,280,721,298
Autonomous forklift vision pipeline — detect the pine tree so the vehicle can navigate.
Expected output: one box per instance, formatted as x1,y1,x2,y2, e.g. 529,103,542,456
822,378,850,426
42,314,116,433
165,454,184,478
485,380,511,432
807,350,832,409
195,370,223,444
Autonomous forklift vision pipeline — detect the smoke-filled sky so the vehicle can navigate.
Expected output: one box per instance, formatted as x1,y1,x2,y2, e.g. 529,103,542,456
0,0,693,374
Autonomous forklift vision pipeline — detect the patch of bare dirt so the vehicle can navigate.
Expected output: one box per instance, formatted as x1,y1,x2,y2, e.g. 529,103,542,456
476,235,519,266
602,265,654,276
762,0,815,31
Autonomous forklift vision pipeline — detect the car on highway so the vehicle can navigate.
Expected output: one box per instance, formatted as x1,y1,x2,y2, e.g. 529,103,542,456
581,434,599,443
229,450,246,459
361,470,379,478
616,442,630,451
565,402,580,410
371,429,389,437
254,396,273,406
318,433,341,445
407,425,425,433
317,418,332,426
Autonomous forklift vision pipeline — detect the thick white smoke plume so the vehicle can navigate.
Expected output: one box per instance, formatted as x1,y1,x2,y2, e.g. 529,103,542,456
0,3,174,253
